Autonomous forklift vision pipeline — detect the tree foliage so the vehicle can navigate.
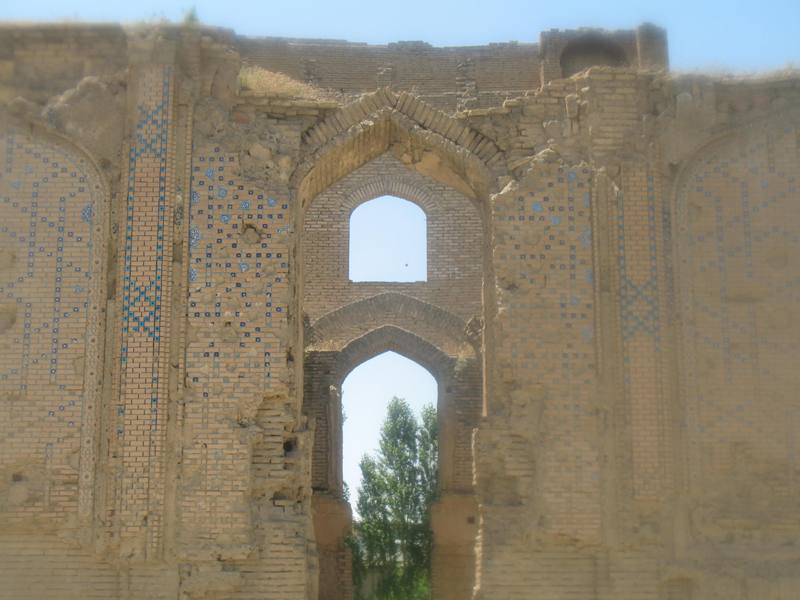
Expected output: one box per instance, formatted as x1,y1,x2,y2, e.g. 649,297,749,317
348,398,438,600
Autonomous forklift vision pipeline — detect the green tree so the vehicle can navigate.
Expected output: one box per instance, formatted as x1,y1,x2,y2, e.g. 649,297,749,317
349,398,438,600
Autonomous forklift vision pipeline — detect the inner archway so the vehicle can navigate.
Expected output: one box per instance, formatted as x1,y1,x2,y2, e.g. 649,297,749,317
299,117,490,600
342,351,437,505
305,320,481,600
342,351,438,598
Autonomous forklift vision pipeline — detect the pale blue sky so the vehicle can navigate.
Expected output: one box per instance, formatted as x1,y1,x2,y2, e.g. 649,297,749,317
342,351,437,506
5,0,798,505
3,0,799,71
347,196,429,501
349,196,426,282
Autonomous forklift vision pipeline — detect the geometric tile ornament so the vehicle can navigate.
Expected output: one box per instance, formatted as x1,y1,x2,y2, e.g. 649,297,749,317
613,164,670,505
0,129,106,525
115,64,175,557
678,124,800,514
180,144,290,546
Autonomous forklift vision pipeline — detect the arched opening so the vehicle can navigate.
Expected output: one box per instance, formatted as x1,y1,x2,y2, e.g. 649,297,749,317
305,321,480,600
349,196,427,282
560,34,629,77
342,351,437,503
342,351,438,598
299,101,494,600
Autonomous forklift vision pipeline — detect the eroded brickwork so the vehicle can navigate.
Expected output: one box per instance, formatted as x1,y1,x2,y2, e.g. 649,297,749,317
1,20,800,600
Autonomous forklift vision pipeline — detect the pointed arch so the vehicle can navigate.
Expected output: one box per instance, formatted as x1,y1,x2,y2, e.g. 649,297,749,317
306,292,473,358
336,325,452,384
302,89,504,164
339,175,438,216
348,195,427,282
294,90,506,208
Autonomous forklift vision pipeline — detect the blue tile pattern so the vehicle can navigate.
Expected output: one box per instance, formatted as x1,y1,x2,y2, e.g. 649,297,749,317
187,146,289,387
0,132,99,395
0,129,105,518
617,175,662,343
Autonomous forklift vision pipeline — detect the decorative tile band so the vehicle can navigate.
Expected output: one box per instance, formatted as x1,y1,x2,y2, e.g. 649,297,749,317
116,64,175,557
614,164,669,505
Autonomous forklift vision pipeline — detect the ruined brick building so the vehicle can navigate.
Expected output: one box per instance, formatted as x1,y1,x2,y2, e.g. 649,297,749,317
0,21,799,600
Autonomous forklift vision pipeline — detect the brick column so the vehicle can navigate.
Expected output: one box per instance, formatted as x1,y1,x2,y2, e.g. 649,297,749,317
608,159,675,528
115,64,177,559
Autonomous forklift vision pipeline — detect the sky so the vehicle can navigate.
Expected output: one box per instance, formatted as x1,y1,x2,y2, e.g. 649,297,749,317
345,196,428,503
349,196,426,282
3,0,798,505
342,351,437,509
2,0,799,71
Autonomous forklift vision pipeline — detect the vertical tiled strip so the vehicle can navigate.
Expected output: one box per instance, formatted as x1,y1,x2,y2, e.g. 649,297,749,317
614,162,672,509
117,64,175,557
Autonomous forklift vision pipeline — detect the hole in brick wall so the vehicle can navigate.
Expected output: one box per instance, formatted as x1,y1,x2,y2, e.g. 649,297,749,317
11,472,24,482
349,195,427,282
560,34,628,77
283,438,296,455
241,222,262,244
0,304,17,334
0,249,16,275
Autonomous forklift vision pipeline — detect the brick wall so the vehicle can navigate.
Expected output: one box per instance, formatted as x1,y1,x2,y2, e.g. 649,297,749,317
239,37,541,112
476,163,601,572
0,25,128,104
0,21,799,600
302,152,483,323
0,128,108,531
676,121,800,544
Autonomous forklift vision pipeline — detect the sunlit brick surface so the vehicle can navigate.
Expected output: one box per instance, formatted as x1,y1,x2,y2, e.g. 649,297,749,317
1,21,800,600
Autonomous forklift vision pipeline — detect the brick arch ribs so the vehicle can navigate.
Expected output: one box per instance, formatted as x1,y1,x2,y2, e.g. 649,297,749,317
339,175,438,217
304,301,480,600
293,90,506,214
